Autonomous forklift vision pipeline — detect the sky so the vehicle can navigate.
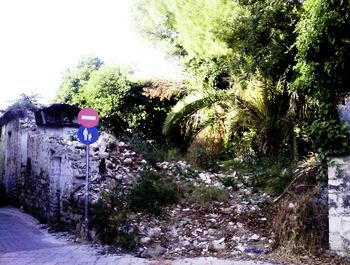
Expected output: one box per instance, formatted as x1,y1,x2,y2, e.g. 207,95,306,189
0,0,180,109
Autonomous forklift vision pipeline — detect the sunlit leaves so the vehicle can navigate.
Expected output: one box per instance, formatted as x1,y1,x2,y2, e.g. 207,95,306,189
76,66,131,118
294,0,350,159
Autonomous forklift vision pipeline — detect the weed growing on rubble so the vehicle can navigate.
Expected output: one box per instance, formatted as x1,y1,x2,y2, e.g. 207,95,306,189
271,163,328,254
185,184,228,205
129,133,182,165
128,169,180,215
92,189,138,251
247,163,294,195
219,175,239,190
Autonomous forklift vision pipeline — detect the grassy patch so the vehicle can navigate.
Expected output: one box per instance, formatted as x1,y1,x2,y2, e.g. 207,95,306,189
128,169,180,215
186,184,228,205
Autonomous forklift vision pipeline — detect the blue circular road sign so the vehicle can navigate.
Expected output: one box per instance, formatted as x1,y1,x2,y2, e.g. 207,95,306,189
77,126,99,145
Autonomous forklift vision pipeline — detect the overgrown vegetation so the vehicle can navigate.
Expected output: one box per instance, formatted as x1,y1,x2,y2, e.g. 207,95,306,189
55,56,177,143
128,169,180,215
92,190,139,251
185,184,228,205
52,0,350,257
91,168,181,248
272,161,328,253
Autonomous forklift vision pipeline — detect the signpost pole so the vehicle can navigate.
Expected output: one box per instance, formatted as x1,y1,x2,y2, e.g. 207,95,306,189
77,107,99,242
85,144,89,241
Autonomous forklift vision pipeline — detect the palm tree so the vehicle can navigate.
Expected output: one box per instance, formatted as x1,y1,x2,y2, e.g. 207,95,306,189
163,76,299,161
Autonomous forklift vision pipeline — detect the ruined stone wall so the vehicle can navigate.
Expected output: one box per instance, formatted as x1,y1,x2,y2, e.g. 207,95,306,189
21,126,80,223
0,111,36,202
0,119,21,201
0,105,143,233
328,157,350,256
0,111,102,226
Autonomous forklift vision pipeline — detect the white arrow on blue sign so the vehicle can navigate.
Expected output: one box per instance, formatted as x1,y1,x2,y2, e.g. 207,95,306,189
77,126,99,145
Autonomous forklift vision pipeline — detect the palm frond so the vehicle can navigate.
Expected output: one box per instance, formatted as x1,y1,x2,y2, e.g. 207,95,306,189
162,89,235,137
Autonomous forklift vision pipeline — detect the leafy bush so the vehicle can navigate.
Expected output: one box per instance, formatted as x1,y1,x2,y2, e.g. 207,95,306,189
128,169,180,215
219,159,252,175
56,56,177,142
187,143,219,172
129,134,182,165
186,184,228,205
128,135,166,165
251,164,294,196
294,0,350,160
92,189,138,251
219,176,238,190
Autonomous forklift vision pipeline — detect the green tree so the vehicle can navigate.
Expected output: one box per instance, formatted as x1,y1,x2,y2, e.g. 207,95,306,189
163,75,297,161
74,65,131,118
136,0,303,160
55,57,176,140
55,55,103,103
136,0,301,80
294,0,350,159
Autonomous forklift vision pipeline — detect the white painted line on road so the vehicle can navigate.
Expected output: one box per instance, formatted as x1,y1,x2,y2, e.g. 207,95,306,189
81,115,97,121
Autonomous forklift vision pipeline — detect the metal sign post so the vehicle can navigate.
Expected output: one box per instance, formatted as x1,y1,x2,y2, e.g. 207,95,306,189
85,144,89,241
77,108,99,242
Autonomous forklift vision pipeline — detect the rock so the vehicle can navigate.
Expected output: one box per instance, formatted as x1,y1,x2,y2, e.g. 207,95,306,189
171,226,178,237
140,237,152,244
235,222,244,228
249,234,260,242
232,236,240,242
221,207,233,214
147,227,162,237
199,172,212,184
210,238,226,251
141,244,166,258
235,243,246,252
208,228,217,235
123,158,133,165
181,240,191,247
195,228,203,233
288,202,295,208
118,142,126,147
216,237,225,244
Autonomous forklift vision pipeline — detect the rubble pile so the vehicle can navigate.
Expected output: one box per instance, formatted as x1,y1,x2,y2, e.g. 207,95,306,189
134,203,274,258
61,132,274,259
60,133,146,225
132,192,273,259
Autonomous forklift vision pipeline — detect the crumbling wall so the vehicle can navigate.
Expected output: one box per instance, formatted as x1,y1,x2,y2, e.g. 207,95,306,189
0,110,36,202
328,157,350,256
0,110,85,224
20,126,85,224
0,119,21,200
0,105,89,225
0,105,144,231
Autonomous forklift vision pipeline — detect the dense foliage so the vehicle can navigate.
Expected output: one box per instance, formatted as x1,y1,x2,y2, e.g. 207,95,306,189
136,0,303,162
294,0,350,159
55,56,176,141
55,0,350,164
135,0,350,163
50,1,350,255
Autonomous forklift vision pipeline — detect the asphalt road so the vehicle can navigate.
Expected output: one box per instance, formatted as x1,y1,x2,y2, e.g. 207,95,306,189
0,206,277,265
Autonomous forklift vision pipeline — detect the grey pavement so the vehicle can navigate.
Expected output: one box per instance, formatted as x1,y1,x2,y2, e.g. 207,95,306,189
0,206,276,265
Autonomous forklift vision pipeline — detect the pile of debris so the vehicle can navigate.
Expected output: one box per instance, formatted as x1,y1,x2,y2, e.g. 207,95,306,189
133,202,274,259
60,133,146,226
58,133,275,259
